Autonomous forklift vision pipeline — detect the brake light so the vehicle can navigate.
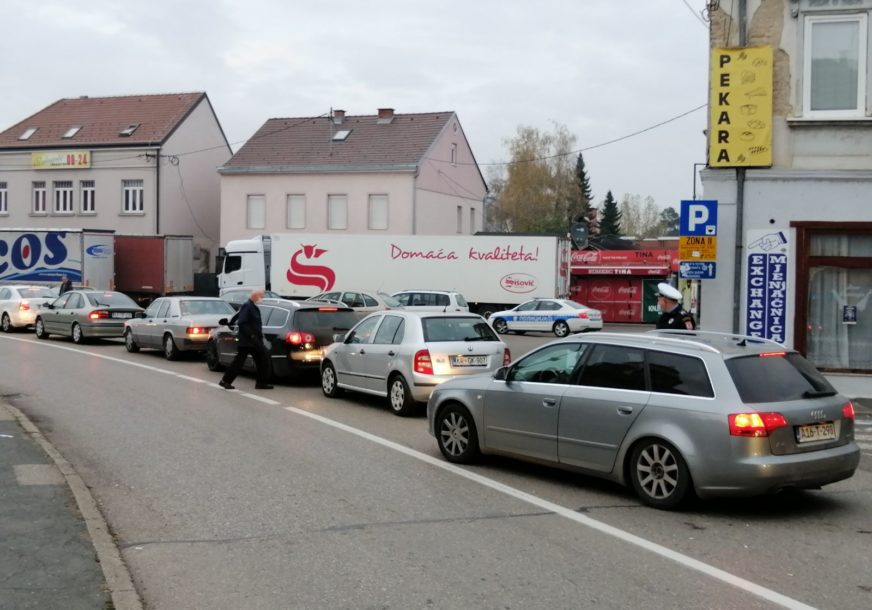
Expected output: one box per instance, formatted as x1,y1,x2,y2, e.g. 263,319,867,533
88,310,110,320
759,351,786,357
728,412,788,437
577,312,588,319
318,307,338,312
19,302,30,311
843,401,855,421
502,348,512,367
187,327,208,335
414,349,433,375
285,331,315,345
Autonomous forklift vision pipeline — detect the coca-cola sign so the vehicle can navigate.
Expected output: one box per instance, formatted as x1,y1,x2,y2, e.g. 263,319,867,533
500,273,537,293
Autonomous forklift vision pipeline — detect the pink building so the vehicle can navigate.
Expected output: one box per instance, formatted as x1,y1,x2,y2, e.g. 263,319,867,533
218,108,487,244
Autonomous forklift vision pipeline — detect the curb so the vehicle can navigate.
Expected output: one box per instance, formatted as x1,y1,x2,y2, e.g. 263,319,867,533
5,403,144,610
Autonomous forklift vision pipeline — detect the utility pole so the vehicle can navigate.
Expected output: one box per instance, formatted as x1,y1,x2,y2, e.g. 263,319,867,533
732,0,747,333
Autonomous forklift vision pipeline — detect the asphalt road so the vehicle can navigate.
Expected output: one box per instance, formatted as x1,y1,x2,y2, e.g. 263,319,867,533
0,331,870,609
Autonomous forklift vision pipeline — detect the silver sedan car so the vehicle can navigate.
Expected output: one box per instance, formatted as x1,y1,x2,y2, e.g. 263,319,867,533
0,285,57,332
34,290,143,343
427,330,860,509
307,290,403,312
321,311,511,416
123,296,237,360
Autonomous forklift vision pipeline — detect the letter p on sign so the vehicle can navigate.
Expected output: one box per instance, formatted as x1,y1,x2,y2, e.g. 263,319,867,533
680,200,718,237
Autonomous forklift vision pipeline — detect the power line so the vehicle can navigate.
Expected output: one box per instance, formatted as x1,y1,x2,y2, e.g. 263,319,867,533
681,0,708,27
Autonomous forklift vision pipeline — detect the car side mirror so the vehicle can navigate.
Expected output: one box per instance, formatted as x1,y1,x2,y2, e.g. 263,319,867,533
42,303,53,309
333,333,346,343
494,367,508,381
135,311,146,318
218,318,229,326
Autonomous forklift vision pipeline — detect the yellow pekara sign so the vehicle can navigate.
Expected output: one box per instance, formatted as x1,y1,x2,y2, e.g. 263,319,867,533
32,150,91,169
679,236,717,261
709,46,773,168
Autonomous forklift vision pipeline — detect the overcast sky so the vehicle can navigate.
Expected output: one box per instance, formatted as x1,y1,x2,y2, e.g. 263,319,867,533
1,0,710,212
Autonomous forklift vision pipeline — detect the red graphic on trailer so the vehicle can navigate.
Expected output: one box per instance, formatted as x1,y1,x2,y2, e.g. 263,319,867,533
286,244,336,291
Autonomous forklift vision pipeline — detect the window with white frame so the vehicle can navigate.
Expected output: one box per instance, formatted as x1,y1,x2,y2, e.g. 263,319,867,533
368,194,388,230
470,207,476,232
803,13,868,117
53,181,74,214
0,182,7,214
456,205,463,233
32,182,46,214
451,143,457,165
247,194,266,229
286,194,305,229
80,181,95,214
327,195,347,230
122,179,144,213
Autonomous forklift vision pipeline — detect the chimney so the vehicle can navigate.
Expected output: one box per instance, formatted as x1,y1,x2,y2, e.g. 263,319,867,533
377,108,395,124
332,109,345,125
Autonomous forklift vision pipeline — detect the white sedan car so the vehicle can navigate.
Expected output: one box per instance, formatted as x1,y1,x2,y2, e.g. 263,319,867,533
489,298,603,337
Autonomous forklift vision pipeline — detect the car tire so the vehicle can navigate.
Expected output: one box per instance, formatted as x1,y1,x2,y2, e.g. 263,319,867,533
205,340,223,371
553,320,570,338
124,329,140,353
388,374,416,416
163,334,180,361
629,439,692,510
492,318,508,334
321,361,342,398
435,403,480,464
1,313,12,333
71,322,85,344
34,318,48,339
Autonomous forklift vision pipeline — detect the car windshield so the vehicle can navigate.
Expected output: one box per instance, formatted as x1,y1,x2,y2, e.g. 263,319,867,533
86,292,138,308
295,310,359,333
422,317,499,342
378,292,402,307
180,300,236,316
725,352,836,403
18,287,56,298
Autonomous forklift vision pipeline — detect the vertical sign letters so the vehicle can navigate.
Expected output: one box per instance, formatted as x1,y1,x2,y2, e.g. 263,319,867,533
745,230,790,343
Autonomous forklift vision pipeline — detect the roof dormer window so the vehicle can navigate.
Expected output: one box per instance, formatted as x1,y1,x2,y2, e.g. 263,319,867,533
332,129,352,142
119,123,140,137
62,126,82,139
18,127,38,140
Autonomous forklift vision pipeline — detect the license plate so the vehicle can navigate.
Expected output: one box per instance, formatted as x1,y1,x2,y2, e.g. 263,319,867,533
450,355,488,367
796,422,836,443
111,312,133,319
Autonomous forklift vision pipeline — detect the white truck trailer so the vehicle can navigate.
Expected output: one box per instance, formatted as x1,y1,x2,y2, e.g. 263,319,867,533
218,233,571,317
0,229,114,290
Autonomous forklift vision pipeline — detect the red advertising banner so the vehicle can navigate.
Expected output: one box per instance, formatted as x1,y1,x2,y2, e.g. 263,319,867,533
571,249,678,276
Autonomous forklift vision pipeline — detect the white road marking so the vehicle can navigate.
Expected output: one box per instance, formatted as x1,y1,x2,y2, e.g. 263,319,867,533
0,334,824,609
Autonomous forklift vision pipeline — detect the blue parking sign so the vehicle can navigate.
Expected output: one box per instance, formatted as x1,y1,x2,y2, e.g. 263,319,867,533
680,200,718,237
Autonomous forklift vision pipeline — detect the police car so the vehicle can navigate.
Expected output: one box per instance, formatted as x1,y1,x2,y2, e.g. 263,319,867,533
489,298,603,337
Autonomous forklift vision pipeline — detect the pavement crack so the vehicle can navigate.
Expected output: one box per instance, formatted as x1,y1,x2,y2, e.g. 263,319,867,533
320,510,553,533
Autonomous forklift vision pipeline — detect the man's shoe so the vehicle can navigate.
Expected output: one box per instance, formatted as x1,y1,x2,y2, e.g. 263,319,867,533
255,383,274,390
219,380,235,390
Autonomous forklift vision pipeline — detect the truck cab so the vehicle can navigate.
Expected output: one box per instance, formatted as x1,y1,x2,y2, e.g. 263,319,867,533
218,236,268,295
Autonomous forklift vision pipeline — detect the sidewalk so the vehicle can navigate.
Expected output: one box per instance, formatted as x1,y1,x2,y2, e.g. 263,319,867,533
0,402,113,610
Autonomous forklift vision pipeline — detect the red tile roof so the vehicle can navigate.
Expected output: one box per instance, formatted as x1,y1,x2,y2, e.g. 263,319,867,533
0,93,206,149
222,111,455,171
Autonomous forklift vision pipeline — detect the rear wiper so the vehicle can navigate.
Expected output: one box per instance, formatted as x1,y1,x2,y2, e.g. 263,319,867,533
463,336,488,342
802,389,837,398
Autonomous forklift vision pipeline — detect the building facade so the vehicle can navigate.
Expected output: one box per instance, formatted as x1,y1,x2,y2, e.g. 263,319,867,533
0,93,231,271
701,0,872,383
218,108,487,245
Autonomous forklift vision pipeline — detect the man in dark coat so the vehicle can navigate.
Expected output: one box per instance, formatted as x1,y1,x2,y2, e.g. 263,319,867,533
655,282,696,330
219,289,273,390
58,275,73,295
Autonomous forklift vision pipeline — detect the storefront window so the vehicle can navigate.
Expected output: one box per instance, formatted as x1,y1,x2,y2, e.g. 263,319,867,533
806,266,872,370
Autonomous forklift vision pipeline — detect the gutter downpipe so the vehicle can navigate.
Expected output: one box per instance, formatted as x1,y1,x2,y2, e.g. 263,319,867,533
732,0,747,333
155,146,161,235
412,167,418,234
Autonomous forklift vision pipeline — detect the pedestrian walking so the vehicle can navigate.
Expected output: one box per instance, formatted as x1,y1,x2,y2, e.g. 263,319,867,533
655,282,696,330
218,289,274,390
58,275,73,295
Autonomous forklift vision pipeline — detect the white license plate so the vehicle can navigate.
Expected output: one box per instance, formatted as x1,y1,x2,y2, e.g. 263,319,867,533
796,422,836,443
450,355,488,367
111,312,133,319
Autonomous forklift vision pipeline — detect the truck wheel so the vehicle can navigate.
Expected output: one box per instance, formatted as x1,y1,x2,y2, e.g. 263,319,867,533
163,334,180,361
35,318,48,339
492,318,508,334
124,329,140,353
71,323,85,344
553,321,570,337
1,313,12,333
205,341,223,371
388,374,416,416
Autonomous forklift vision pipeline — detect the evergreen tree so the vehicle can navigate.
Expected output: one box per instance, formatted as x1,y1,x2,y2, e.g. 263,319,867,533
572,153,593,223
658,206,680,236
598,190,622,236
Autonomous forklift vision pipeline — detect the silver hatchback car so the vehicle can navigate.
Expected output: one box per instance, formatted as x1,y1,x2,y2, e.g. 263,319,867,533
427,330,860,509
321,311,511,416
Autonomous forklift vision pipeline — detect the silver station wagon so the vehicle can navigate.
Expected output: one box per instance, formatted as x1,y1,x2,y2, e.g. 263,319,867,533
427,330,860,509
321,311,511,416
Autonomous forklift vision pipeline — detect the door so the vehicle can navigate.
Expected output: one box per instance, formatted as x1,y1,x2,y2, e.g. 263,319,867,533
43,293,71,332
558,344,650,473
507,300,537,332
63,292,86,336
482,342,586,462
332,315,383,391
362,315,406,393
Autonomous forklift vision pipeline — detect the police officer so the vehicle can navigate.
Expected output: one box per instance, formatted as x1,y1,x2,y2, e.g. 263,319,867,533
655,282,696,330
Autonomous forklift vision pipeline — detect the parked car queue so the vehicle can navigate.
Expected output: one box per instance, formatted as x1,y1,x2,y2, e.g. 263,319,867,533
0,285,861,510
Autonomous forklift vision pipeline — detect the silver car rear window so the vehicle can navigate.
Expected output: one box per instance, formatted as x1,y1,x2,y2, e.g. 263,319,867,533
725,353,835,403
86,292,138,307
422,317,498,342
180,300,236,316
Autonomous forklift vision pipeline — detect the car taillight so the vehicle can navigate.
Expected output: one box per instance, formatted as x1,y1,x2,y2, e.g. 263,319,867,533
318,307,337,312
414,349,433,375
285,331,315,345
759,351,786,357
502,347,512,367
19,302,30,311
187,326,209,335
728,412,788,437
577,312,588,319
88,310,110,320
843,401,855,421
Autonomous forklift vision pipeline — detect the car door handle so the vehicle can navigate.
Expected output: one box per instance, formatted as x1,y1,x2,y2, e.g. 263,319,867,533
388,351,396,356
543,398,557,407
617,406,634,415
359,349,366,354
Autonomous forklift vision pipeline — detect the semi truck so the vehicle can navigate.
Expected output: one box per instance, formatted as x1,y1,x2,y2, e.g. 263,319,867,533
218,233,571,317
0,230,194,303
